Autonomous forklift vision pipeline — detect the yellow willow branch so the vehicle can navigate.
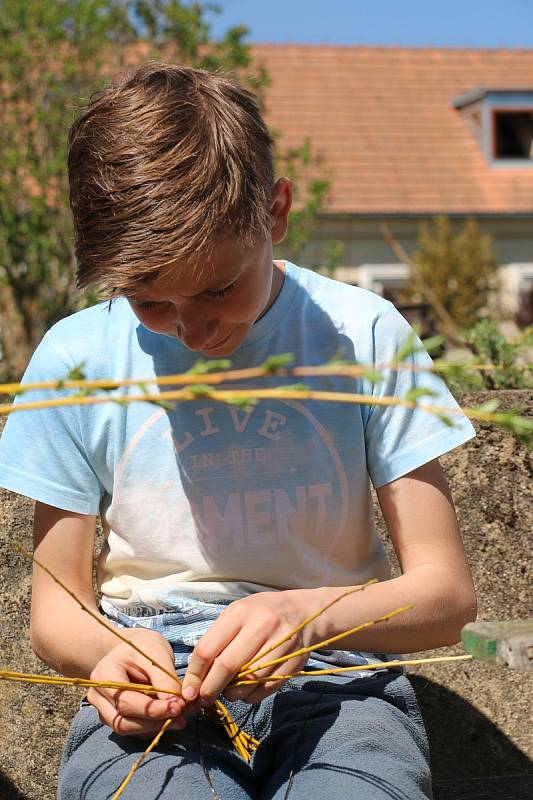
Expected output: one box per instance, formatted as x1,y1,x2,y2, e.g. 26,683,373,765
230,654,474,686
2,654,474,696
111,717,174,800
20,547,182,687
240,580,379,672
236,605,413,679
0,360,529,396
0,669,178,696
0,387,504,428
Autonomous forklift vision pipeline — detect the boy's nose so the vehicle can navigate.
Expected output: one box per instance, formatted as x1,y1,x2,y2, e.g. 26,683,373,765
176,313,218,351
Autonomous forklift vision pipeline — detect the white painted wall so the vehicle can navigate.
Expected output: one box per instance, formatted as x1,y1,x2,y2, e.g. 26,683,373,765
498,263,533,314
332,260,533,317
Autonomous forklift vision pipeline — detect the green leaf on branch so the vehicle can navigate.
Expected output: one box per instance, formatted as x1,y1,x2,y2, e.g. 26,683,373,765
421,334,446,355
261,353,294,374
278,383,309,393
493,411,533,447
57,363,87,389
187,359,232,375
147,399,176,411
187,384,213,398
391,328,424,365
66,363,87,381
326,349,357,367
225,395,258,410
404,387,439,403
476,398,501,414
360,370,384,385
437,413,455,427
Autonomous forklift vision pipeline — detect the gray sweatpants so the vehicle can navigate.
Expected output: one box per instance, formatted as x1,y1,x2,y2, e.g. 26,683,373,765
57,671,432,800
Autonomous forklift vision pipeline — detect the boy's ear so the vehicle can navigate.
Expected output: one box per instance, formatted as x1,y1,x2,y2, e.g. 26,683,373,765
270,177,292,245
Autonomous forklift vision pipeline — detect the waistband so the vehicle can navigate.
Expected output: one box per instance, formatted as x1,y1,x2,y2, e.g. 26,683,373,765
101,595,401,677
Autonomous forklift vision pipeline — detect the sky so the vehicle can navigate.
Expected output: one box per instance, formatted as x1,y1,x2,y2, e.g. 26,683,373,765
207,0,533,48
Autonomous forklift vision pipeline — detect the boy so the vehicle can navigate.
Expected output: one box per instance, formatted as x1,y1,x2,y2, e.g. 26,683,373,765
0,63,477,799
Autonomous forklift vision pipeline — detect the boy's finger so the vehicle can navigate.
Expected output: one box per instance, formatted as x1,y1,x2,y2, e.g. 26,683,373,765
110,711,187,738
188,629,269,706
181,616,243,701
116,659,184,719
92,660,182,719
112,688,184,720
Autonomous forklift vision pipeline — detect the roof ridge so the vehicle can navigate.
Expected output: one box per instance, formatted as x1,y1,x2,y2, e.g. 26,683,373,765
252,43,533,54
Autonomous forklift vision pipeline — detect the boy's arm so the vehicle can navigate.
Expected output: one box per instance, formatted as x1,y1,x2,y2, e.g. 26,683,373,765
305,457,477,652
183,458,477,705
30,502,190,736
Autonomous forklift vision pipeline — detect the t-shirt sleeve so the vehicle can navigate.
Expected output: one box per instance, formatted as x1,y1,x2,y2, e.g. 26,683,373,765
362,302,475,488
0,330,103,514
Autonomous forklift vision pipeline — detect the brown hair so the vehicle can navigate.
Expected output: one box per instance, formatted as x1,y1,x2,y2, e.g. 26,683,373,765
68,62,275,295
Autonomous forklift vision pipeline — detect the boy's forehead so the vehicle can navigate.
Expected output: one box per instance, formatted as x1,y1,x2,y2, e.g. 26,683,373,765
143,238,251,297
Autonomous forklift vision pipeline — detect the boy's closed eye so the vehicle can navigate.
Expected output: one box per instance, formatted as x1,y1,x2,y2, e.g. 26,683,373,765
136,300,164,311
135,280,238,310
204,280,238,299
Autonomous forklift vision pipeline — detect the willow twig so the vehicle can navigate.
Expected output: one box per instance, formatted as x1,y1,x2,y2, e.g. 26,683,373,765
111,717,174,800
236,604,413,679
0,387,509,429
18,546,182,687
0,669,177,696
1,360,530,397
2,654,474,695
230,654,474,685
240,580,379,672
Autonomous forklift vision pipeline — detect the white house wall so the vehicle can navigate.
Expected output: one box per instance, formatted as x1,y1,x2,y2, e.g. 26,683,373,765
297,215,533,314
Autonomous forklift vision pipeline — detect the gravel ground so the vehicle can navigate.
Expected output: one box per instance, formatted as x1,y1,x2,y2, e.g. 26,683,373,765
0,390,531,799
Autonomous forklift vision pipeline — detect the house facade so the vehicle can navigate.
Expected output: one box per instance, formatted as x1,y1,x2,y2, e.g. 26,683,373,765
254,45,533,319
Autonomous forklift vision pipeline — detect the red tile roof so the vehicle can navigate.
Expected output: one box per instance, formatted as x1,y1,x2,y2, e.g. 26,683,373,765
253,46,533,214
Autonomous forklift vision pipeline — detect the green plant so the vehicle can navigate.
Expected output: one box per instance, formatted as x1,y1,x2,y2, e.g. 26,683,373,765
404,217,499,330
437,319,533,392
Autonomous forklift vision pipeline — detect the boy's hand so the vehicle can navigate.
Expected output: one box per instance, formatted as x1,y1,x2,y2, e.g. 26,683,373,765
182,590,313,707
87,628,199,738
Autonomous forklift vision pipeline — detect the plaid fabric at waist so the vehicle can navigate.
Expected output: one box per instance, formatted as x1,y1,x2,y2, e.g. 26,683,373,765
100,595,401,678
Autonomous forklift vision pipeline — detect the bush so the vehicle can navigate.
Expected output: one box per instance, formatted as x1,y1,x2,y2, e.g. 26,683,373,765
404,216,499,329
439,319,533,392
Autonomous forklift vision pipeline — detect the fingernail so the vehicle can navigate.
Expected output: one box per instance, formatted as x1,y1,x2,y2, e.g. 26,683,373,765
182,685,197,701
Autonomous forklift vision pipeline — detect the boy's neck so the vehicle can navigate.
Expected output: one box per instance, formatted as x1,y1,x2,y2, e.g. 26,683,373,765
257,260,285,322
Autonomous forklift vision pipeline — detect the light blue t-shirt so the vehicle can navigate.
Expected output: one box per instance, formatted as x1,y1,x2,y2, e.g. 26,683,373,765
0,262,475,614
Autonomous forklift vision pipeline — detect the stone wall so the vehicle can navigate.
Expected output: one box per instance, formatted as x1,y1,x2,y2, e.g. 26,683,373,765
0,391,531,799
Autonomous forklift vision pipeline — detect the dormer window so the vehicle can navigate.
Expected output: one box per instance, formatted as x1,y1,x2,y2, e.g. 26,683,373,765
454,89,533,166
494,111,533,159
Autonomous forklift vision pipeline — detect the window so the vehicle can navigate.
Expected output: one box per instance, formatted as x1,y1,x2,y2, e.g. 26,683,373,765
454,89,533,166
494,111,533,159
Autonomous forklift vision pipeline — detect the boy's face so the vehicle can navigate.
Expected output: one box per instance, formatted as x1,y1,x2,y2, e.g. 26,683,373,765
128,238,281,356
128,178,291,357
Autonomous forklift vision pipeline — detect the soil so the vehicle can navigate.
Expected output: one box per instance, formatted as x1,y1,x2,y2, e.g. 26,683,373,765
0,390,531,799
